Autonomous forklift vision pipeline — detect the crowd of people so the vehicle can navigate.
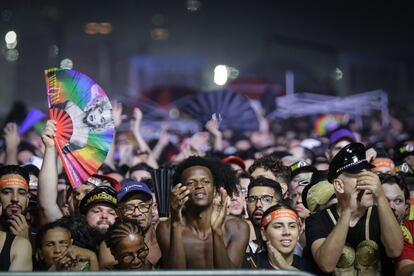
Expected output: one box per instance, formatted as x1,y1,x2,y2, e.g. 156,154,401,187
1,99,414,275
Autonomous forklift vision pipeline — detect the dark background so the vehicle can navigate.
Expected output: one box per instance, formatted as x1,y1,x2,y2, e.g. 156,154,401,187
1,0,413,115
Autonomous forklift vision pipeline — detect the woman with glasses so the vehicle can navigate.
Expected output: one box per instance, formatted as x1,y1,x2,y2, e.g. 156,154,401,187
105,218,149,270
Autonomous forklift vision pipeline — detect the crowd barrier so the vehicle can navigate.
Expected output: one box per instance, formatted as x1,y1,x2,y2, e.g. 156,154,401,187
0,270,315,276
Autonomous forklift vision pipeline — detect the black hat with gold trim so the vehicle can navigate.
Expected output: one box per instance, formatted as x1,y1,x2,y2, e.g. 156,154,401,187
80,185,117,214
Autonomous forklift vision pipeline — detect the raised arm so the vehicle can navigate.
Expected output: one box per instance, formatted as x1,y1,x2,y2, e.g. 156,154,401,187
151,124,170,161
3,123,20,165
104,101,123,170
130,108,158,169
205,118,223,152
38,120,63,223
156,183,190,268
211,188,249,268
309,189,357,273
9,236,33,271
357,171,403,257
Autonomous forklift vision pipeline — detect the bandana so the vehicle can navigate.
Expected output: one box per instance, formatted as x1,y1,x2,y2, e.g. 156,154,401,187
371,159,395,173
0,176,29,191
261,209,299,227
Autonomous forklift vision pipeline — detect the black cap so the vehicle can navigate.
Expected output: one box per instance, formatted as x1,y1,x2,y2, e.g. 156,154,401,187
79,186,117,214
394,141,414,162
328,142,375,183
290,160,317,179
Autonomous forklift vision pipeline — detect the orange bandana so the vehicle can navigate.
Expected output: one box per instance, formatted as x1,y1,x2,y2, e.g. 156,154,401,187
0,176,29,191
371,159,395,173
261,209,299,227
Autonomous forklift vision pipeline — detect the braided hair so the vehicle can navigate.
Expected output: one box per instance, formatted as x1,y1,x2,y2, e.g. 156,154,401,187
105,217,145,250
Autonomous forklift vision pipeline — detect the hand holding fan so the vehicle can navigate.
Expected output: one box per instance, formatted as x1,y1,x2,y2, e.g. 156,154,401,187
45,68,115,188
151,167,174,220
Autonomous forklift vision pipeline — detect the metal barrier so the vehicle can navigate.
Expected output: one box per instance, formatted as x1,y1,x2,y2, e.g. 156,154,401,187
0,270,315,276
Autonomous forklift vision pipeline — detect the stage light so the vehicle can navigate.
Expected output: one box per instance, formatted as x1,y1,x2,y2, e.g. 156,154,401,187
5,30,16,44
214,65,228,86
60,58,73,69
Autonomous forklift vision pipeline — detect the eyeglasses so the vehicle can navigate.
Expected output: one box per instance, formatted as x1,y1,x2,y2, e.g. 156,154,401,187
245,195,274,205
120,202,152,214
120,244,149,264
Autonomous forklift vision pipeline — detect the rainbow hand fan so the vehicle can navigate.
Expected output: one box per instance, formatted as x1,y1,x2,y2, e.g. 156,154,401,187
45,68,114,188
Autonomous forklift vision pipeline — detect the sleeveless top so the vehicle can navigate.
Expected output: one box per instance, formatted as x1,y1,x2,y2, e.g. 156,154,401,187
326,207,381,276
0,232,16,271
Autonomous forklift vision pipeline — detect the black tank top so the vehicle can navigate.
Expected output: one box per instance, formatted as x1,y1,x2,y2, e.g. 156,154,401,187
0,232,15,271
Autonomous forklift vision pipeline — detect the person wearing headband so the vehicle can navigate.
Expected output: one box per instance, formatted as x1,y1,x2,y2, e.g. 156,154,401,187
0,165,33,271
0,165,31,239
244,203,303,270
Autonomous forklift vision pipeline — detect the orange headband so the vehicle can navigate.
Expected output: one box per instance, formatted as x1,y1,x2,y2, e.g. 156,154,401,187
261,209,299,227
371,159,395,173
0,176,29,190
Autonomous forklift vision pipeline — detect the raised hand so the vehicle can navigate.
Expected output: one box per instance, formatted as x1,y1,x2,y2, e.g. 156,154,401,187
8,213,29,239
205,118,221,137
356,171,383,199
41,120,57,149
4,122,21,151
170,183,190,224
266,241,292,270
53,245,97,271
112,101,125,128
211,187,229,233
131,107,143,134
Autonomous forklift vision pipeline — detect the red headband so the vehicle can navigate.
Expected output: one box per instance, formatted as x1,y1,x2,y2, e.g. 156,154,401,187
261,209,299,227
0,176,29,191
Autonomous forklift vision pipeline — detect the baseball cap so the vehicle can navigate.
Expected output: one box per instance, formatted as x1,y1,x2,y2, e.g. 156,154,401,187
223,156,245,171
290,160,317,179
329,128,356,147
394,141,414,162
117,179,153,203
80,186,117,214
328,142,375,182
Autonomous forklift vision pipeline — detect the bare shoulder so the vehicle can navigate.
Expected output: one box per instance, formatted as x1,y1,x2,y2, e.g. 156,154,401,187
224,216,249,234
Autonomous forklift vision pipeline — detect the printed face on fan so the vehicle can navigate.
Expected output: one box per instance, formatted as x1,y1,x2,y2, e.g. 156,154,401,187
85,105,112,128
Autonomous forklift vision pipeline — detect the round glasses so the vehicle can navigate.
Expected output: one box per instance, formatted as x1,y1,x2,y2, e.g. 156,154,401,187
120,244,149,264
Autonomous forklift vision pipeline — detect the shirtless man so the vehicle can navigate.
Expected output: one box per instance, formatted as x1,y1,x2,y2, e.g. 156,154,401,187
156,156,250,268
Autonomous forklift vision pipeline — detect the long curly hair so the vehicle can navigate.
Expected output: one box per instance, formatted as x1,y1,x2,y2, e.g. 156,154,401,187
83,96,114,132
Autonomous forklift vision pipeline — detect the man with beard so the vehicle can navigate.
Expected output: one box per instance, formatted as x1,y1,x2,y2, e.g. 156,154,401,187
245,176,283,255
306,142,403,275
79,186,117,234
98,179,161,269
0,165,33,271
0,204,32,271
156,156,249,268
0,165,31,239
